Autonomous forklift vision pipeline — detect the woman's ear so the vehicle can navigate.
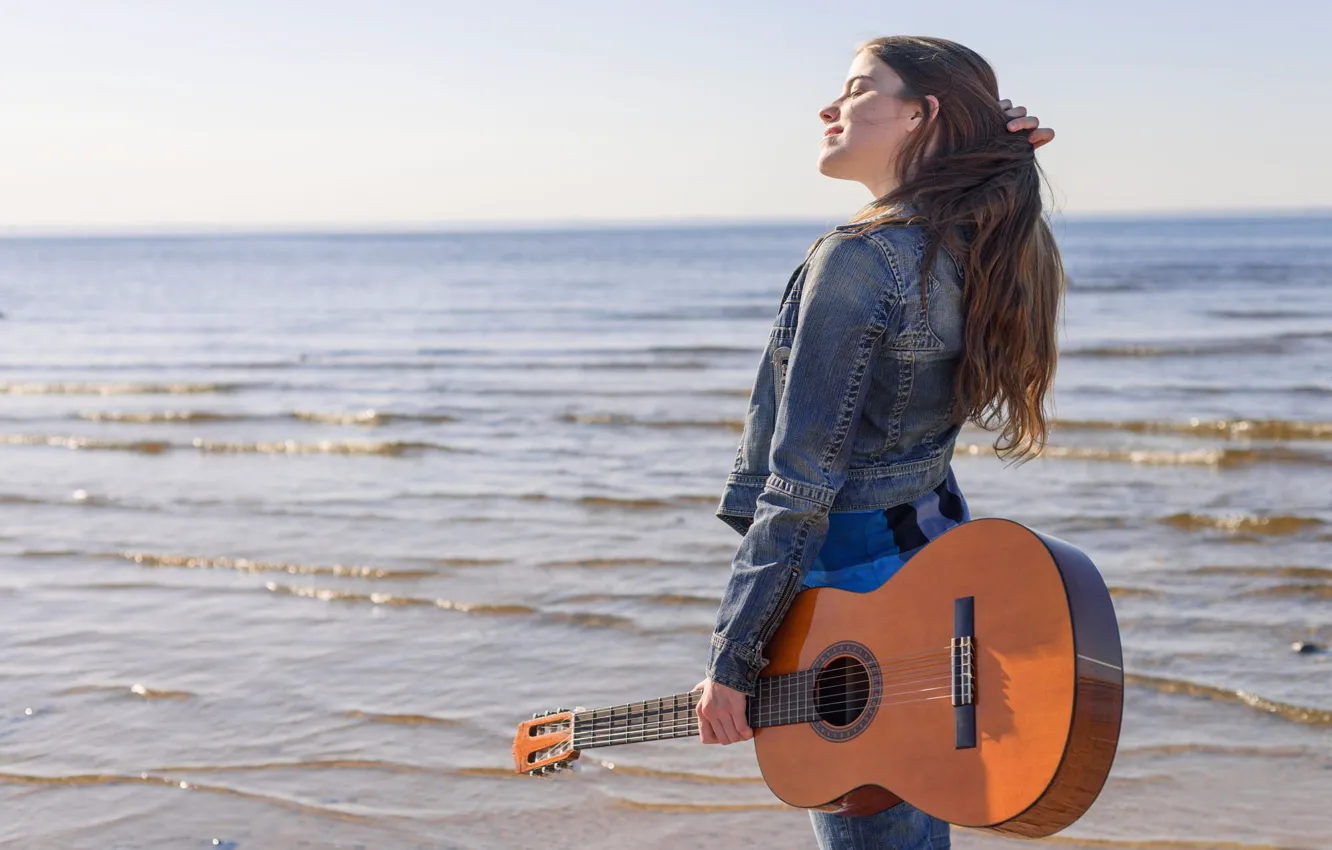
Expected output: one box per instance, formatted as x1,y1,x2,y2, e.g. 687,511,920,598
907,94,940,134
923,94,940,127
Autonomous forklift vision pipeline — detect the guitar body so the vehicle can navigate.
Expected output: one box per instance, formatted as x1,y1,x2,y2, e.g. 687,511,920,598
754,517,1123,837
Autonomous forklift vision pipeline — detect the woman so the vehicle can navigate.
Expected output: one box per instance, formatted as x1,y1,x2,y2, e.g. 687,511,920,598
693,36,1065,850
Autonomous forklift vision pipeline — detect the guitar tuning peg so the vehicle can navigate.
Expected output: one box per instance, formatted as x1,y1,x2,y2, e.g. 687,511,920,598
541,765,556,775
532,711,543,719
528,769,540,777
555,760,569,769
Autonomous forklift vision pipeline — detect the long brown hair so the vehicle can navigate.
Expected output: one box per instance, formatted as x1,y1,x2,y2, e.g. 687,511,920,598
838,36,1065,465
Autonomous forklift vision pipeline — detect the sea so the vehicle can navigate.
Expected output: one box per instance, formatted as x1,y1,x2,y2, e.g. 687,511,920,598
1,213,1329,850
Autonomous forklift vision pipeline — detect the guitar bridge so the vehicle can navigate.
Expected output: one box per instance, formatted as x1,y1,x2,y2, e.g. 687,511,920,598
952,596,976,749
950,636,974,707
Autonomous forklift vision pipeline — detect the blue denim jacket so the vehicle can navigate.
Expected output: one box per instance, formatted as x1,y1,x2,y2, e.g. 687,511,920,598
706,214,967,695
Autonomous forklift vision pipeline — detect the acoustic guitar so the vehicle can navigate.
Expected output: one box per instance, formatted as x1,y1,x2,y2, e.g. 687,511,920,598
512,517,1123,838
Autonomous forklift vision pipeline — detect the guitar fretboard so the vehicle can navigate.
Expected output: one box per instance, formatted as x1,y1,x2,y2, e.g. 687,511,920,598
570,670,817,750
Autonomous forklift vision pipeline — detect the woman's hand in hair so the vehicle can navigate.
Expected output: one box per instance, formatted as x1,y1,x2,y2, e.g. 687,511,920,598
998,99,1054,149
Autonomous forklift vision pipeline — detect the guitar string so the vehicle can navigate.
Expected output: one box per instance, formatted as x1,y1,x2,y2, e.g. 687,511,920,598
571,692,958,748
571,656,958,727
573,685,955,748
567,660,968,745
568,676,968,749
760,656,966,698
579,650,954,721
570,681,958,748
570,643,964,722
571,677,954,744
577,692,955,747
560,648,975,749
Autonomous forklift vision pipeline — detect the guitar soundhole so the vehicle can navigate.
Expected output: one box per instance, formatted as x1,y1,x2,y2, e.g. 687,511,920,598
815,655,871,727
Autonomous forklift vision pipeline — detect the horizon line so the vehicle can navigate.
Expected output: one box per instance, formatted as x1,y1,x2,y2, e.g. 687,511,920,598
2,205,1330,240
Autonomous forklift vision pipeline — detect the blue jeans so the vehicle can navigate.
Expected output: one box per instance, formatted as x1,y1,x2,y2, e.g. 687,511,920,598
809,801,951,850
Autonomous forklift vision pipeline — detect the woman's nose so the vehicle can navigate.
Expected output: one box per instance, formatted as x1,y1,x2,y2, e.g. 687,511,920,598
819,104,838,124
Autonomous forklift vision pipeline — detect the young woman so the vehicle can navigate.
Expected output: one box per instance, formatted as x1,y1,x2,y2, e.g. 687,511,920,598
693,36,1065,850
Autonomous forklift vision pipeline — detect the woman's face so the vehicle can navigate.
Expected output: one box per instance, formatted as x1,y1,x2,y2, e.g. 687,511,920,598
817,51,936,196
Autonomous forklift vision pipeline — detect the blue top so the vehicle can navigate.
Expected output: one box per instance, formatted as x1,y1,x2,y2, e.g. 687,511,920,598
802,465,971,593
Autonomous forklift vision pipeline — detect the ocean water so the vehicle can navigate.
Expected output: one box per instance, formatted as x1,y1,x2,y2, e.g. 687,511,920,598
0,214,1329,850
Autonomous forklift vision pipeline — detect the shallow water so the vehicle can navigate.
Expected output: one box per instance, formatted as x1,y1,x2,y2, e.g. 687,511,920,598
1,215,1330,849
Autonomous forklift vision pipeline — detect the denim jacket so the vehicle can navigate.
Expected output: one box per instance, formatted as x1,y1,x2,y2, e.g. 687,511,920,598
706,214,968,695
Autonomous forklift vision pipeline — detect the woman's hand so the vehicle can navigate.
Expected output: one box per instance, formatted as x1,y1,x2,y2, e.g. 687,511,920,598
999,99,1055,149
694,678,753,745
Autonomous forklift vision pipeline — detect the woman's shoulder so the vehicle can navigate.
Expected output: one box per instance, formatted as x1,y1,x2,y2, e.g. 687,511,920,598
829,215,968,290
800,229,905,299
801,223,933,301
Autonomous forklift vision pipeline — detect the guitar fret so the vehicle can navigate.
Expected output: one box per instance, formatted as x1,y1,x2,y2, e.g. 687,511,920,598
579,678,836,750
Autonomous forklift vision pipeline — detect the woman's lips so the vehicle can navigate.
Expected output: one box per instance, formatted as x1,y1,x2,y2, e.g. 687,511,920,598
823,127,843,139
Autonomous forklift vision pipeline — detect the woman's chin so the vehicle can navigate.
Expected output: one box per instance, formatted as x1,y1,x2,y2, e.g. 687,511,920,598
816,153,852,179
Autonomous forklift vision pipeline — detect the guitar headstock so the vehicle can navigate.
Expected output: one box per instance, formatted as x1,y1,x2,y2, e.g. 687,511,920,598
512,707,581,776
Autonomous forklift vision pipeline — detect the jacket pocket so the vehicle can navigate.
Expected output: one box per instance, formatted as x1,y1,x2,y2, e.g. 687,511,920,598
771,345,791,405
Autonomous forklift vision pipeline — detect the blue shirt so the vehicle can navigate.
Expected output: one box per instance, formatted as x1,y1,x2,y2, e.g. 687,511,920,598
801,465,971,593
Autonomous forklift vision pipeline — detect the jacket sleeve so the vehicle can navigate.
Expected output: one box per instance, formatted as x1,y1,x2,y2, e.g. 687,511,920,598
705,233,900,695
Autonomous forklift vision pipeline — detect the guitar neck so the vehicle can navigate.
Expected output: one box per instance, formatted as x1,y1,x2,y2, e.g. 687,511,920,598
570,670,815,750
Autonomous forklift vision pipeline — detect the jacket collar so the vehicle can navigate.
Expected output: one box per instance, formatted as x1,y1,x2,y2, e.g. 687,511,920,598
833,199,921,230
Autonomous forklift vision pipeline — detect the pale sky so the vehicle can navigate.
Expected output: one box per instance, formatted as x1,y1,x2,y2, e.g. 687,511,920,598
1,0,1327,230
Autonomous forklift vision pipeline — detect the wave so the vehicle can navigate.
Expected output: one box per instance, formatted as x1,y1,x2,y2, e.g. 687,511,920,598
1052,417,1332,441
0,434,173,453
418,556,507,567
572,360,713,371
1161,513,1324,536
610,798,789,813
1244,582,1332,600
539,557,690,568
591,758,764,784
1210,307,1327,319
71,409,462,427
77,410,244,423
0,771,379,823
547,611,639,630
1188,565,1332,580
1125,673,1332,726
0,434,466,455
1107,586,1162,599
558,412,743,431
0,381,237,395
576,495,715,510
1043,836,1311,850
116,551,435,580
59,683,194,701
1064,339,1289,358
562,592,721,607
452,766,527,779
406,490,714,510
1119,743,1312,758
341,710,460,728
188,438,458,455
293,410,459,426
151,757,448,775
263,582,648,631
261,582,534,614
466,386,751,398
956,442,1332,468
1064,383,1332,398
